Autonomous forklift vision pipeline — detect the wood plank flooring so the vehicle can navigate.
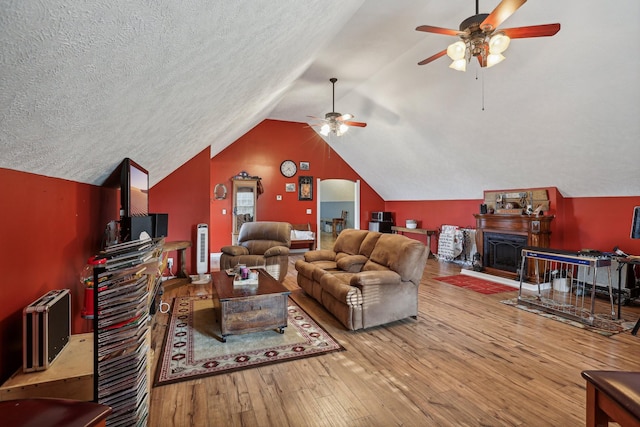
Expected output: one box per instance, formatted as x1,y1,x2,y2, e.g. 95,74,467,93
148,256,640,426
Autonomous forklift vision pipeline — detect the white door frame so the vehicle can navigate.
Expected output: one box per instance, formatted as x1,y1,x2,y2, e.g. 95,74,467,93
316,178,360,249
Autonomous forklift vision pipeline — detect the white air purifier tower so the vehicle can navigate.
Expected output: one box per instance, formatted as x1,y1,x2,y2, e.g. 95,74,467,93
193,223,210,284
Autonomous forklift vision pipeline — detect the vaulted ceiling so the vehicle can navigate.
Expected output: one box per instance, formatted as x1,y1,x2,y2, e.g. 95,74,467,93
1,1,638,200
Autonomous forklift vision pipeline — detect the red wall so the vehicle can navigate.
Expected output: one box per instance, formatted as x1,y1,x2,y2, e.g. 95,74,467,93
208,120,386,251
149,147,211,273
0,168,113,382
1,120,638,384
562,196,640,254
386,196,640,256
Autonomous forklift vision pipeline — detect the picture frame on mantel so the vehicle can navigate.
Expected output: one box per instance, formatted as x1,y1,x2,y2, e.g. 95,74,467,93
298,176,313,201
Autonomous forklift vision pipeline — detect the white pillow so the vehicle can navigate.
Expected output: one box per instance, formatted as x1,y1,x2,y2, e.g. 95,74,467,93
291,230,315,240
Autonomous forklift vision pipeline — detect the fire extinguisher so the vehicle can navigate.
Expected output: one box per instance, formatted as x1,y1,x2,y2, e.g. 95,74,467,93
81,256,106,319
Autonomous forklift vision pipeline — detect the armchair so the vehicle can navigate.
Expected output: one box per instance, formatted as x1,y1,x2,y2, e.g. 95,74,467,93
220,221,292,282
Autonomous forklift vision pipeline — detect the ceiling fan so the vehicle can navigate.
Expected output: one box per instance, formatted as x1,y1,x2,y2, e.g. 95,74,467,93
416,0,560,71
309,78,367,137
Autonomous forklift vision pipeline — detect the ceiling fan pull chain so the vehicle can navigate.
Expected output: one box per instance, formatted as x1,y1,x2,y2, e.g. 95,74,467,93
482,69,485,111
478,67,485,111
474,67,483,109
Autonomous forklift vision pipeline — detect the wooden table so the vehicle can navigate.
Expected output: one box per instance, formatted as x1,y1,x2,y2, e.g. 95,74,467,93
581,370,640,427
211,270,291,342
391,226,437,254
163,240,192,287
0,333,93,402
0,398,111,427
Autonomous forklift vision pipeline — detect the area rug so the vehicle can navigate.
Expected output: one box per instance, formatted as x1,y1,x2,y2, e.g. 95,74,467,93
436,275,517,294
500,297,635,337
154,295,344,387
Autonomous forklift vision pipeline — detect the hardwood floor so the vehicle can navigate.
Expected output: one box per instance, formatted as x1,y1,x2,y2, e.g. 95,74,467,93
148,256,640,426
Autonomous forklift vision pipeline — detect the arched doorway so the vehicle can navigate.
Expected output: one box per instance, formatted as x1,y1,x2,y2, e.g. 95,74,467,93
316,179,360,249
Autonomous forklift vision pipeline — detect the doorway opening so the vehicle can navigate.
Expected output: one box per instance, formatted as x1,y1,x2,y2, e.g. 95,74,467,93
316,179,360,249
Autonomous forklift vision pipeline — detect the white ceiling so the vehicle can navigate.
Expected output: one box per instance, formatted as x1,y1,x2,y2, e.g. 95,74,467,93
1,1,639,200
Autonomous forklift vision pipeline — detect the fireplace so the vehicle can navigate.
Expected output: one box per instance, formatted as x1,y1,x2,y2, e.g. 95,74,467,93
474,213,554,279
483,232,528,274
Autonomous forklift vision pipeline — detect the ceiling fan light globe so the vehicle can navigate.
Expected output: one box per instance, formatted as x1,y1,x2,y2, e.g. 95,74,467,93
449,58,467,72
339,123,349,134
446,41,466,60
489,33,510,54
320,124,330,136
486,53,506,68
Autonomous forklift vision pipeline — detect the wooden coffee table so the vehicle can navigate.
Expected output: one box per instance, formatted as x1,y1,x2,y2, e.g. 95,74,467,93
211,269,291,342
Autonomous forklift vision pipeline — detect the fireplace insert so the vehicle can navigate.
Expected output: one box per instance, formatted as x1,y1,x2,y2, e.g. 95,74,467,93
483,232,528,274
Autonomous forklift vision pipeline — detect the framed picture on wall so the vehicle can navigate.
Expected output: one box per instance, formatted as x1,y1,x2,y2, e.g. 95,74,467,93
298,176,313,201
285,183,295,192
300,161,310,171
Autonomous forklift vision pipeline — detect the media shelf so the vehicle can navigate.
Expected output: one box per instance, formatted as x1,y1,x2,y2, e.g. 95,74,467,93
92,237,164,427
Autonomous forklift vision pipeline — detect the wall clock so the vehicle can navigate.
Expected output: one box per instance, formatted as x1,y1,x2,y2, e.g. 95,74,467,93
280,160,297,178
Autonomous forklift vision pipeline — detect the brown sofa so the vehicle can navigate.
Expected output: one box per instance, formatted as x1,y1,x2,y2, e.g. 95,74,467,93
220,221,292,282
294,229,429,330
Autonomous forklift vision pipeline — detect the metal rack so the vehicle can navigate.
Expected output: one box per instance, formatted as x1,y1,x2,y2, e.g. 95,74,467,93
92,237,163,426
517,248,617,330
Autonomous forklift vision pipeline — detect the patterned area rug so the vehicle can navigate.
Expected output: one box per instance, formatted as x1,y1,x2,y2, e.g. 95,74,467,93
154,295,344,387
501,297,635,337
436,275,517,294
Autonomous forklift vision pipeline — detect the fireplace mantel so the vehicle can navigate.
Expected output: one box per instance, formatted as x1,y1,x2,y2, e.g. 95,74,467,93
474,214,555,279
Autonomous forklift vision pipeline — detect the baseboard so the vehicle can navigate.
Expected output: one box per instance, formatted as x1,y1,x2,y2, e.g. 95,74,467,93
460,269,551,292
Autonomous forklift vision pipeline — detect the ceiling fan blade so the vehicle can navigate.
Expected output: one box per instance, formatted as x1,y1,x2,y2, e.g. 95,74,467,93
481,0,526,31
344,121,367,128
338,113,354,121
415,25,464,36
501,23,561,39
418,49,447,65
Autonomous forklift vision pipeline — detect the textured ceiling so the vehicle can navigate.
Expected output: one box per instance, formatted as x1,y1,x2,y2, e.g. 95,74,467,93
0,0,363,185
1,0,639,200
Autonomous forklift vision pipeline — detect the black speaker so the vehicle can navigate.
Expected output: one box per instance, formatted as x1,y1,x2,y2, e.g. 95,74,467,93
480,204,488,214
121,216,153,242
150,213,169,238
631,207,640,239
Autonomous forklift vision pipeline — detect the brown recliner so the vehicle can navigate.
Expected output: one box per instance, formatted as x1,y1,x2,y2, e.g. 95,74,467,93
220,221,292,282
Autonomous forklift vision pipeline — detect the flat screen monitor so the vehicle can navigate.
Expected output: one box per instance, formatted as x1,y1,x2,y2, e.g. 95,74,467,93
103,158,148,218
126,160,149,217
